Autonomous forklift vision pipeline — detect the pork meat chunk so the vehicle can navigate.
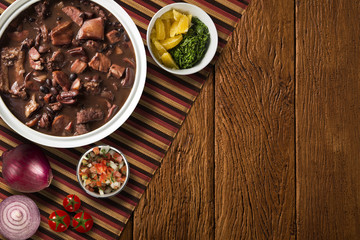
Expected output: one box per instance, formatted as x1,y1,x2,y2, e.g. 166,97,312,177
77,107,104,124
62,6,84,26
76,17,104,40
106,30,122,44
71,59,87,74
50,21,73,45
108,64,125,79
52,71,71,91
89,52,111,72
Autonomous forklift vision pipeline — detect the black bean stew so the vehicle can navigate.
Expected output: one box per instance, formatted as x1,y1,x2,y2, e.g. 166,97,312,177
0,0,136,136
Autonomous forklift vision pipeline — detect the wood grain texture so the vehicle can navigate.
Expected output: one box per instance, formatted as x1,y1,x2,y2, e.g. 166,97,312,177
119,216,133,240
119,1,360,239
214,0,295,239
132,71,215,239
296,1,360,239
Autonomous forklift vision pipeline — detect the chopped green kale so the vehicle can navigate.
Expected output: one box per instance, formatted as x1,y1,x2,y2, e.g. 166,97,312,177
169,17,210,69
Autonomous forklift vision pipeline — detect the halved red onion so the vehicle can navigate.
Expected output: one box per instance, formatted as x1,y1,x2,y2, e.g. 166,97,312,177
0,195,40,240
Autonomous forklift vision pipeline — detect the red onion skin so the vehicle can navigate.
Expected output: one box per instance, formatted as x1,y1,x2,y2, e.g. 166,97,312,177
1,144,53,193
0,195,40,240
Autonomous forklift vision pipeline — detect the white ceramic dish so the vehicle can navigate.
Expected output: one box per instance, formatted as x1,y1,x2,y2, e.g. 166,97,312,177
146,3,218,75
77,145,129,198
0,0,146,148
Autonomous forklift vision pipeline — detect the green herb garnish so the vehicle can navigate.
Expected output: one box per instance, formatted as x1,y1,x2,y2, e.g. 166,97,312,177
169,17,210,69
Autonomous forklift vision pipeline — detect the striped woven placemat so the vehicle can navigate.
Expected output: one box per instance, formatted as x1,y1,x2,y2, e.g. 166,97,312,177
0,0,249,239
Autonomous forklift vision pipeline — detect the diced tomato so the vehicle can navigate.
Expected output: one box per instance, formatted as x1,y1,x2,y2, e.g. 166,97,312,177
99,174,106,182
96,181,102,187
113,152,123,163
113,152,120,159
120,175,126,183
95,164,106,174
106,173,112,181
89,181,96,187
120,166,127,175
79,168,90,176
94,163,99,171
102,160,107,166
89,166,97,173
85,179,91,185
93,147,100,155
114,171,121,182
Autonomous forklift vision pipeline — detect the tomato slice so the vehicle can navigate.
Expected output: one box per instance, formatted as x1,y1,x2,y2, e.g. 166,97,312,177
63,194,81,212
72,212,94,233
48,210,70,232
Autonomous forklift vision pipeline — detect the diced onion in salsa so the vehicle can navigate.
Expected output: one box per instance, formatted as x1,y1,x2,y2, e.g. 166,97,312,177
79,146,127,194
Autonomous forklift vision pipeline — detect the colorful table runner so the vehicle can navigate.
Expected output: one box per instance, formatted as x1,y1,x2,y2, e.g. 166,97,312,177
0,0,249,239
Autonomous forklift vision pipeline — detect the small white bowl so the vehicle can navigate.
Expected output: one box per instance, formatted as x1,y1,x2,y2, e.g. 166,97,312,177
77,145,130,198
147,3,218,75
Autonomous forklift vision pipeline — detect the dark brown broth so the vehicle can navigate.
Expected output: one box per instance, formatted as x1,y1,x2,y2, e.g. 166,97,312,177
0,0,136,136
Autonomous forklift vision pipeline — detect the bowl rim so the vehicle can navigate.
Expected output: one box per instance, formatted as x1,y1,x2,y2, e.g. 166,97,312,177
76,145,130,198
0,0,147,148
146,2,218,75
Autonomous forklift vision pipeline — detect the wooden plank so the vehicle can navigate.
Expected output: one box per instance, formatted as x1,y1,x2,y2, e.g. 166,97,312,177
214,0,296,239
119,216,133,240
296,1,360,239
132,71,215,239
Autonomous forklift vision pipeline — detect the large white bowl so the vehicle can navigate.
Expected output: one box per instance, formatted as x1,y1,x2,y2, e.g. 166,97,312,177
0,0,146,148
147,3,218,75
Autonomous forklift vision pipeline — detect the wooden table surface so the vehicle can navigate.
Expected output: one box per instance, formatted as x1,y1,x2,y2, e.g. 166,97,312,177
120,0,360,239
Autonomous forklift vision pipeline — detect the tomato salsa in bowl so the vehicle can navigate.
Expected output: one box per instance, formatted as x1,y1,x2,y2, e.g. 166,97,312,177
77,145,129,198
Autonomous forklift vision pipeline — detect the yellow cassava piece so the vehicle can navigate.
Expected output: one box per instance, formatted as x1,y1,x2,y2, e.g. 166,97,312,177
151,42,161,60
163,19,171,38
160,10,173,20
187,14,192,24
153,40,168,55
173,9,183,21
160,34,183,50
161,52,179,69
170,20,179,37
177,15,189,34
150,29,157,43
155,19,166,41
